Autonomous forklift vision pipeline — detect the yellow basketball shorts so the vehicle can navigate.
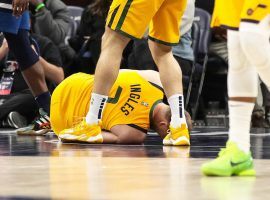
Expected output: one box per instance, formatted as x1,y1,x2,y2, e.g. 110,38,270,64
106,0,187,46
212,0,270,29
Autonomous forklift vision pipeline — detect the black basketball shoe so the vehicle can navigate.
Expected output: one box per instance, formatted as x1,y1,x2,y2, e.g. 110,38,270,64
17,109,51,135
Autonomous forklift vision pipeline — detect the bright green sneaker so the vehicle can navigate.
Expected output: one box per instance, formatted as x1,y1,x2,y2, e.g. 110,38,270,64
201,141,256,176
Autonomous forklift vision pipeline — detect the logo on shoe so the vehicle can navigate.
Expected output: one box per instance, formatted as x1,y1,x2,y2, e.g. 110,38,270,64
230,160,248,167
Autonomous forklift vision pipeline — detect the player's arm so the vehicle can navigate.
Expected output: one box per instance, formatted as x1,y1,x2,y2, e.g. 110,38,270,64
0,39,9,61
120,69,163,88
12,0,29,17
39,57,64,84
101,124,146,144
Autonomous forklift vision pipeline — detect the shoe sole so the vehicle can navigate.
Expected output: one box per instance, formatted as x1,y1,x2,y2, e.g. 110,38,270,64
59,133,103,144
202,167,256,177
163,139,173,146
237,168,256,176
172,136,190,146
17,128,51,136
163,136,190,146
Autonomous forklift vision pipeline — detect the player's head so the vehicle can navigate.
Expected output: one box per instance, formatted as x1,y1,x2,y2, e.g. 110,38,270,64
151,103,192,138
151,103,171,138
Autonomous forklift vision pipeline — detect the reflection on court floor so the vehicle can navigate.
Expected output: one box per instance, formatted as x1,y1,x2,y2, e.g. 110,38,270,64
0,128,270,199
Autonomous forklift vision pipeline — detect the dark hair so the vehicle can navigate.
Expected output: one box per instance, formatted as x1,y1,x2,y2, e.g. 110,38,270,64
88,0,111,17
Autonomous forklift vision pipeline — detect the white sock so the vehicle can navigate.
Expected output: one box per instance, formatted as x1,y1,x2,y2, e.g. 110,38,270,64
228,100,254,153
86,93,108,125
168,94,187,128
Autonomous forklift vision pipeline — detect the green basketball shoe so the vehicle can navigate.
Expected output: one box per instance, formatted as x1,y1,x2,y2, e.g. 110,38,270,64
201,141,256,176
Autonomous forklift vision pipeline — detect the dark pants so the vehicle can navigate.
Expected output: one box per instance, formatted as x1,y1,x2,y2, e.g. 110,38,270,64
127,39,193,76
174,56,193,77
261,82,270,107
0,89,38,123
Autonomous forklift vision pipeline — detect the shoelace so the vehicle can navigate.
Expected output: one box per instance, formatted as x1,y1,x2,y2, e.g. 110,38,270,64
75,122,87,131
71,118,88,131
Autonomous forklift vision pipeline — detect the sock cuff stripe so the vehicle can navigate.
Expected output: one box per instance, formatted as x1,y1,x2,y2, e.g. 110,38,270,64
179,96,183,118
98,98,107,119
168,94,183,101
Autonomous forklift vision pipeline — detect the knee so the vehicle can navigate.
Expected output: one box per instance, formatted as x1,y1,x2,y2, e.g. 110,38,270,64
101,28,130,52
239,29,270,67
4,30,39,70
148,40,172,61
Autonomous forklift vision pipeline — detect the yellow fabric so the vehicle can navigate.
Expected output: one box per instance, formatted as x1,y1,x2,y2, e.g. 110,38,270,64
51,71,164,135
211,0,270,29
106,0,187,45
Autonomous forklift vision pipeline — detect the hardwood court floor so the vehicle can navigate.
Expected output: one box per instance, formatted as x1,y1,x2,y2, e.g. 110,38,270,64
0,128,270,200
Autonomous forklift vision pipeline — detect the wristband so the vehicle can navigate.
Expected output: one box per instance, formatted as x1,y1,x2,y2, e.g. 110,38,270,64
35,3,45,12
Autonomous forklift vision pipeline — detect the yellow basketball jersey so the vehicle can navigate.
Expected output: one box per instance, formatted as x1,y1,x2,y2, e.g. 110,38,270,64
212,0,270,29
51,71,164,135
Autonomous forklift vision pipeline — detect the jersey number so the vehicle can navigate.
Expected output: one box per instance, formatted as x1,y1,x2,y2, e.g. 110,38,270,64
107,86,122,104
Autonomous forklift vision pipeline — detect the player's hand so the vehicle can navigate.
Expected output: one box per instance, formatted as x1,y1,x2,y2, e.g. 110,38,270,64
1,39,9,53
12,0,29,17
2,39,8,49
0,39,9,60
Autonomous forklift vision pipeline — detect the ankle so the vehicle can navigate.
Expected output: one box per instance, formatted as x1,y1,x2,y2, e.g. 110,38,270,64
170,116,186,128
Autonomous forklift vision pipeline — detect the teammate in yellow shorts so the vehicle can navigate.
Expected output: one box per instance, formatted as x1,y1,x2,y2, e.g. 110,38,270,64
59,0,191,146
51,70,192,144
211,0,270,29
202,0,270,176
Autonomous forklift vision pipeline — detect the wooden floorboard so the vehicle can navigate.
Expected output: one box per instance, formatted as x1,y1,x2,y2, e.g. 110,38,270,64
0,128,270,199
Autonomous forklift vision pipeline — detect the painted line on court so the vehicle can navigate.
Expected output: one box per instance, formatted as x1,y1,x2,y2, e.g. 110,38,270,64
191,132,270,136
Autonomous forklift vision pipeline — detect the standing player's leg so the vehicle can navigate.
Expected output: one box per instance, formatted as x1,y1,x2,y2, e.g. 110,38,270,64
0,11,51,134
148,0,189,146
200,0,257,177
201,1,270,176
4,30,51,115
239,16,270,89
0,10,51,115
86,28,130,125
149,41,189,146
201,30,257,176
0,9,51,115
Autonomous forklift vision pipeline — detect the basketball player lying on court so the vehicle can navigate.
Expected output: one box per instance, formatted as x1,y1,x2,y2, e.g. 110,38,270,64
50,70,192,145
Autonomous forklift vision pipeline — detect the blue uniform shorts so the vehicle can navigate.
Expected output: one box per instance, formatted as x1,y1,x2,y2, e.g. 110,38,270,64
0,11,30,34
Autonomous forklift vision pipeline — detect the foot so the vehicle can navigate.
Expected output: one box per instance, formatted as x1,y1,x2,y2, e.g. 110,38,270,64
201,141,256,176
17,109,51,135
163,124,190,146
58,119,103,143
